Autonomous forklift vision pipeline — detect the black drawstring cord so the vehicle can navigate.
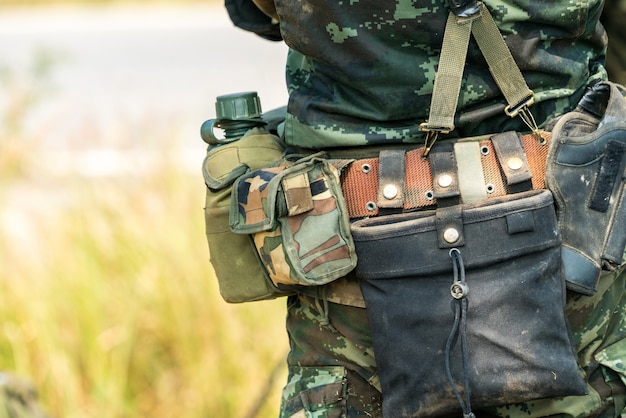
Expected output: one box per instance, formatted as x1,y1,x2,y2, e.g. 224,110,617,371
445,248,475,418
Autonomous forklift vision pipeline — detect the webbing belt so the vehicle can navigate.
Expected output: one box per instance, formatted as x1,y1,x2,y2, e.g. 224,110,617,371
340,131,551,219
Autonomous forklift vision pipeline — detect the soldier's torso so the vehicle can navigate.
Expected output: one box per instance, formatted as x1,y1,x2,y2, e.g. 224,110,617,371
276,0,607,148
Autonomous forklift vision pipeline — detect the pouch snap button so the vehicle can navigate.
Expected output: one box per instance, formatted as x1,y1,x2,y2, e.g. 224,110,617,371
443,227,460,243
507,157,523,170
438,174,453,188
382,184,398,200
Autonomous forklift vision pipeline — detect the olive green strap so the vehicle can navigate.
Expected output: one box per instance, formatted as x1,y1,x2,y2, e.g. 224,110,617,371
471,5,535,116
421,3,539,154
422,10,473,134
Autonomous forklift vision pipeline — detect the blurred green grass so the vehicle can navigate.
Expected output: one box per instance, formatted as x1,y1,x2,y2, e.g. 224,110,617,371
0,42,288,418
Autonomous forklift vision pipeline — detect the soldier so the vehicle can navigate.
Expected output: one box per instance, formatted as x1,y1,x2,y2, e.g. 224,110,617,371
220,0,626,417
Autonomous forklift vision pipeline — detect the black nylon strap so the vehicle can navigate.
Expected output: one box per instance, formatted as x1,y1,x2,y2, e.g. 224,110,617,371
491,131,533,193
429,142,460,206
377,150,406,209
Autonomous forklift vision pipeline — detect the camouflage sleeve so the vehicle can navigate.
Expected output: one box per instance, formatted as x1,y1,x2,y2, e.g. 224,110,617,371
224,0,282,41
251,0,279,21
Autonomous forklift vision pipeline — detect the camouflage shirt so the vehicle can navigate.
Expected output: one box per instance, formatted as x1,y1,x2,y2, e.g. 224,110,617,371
275,0,608,148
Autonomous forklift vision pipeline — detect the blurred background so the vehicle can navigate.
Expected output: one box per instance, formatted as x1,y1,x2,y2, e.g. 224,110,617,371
0,0,290,417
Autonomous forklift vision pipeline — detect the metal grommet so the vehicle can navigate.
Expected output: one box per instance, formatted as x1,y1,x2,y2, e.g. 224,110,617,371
537,132,548,146
451,281,469,299
425,190,434,201
382,184,398,200
443,227,460,244
365,201,377,212
438,173,453,188
486,183,495,194
480,145,490,156
361,163,371,174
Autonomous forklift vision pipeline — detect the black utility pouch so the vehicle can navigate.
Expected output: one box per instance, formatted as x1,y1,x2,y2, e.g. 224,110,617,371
546,81,626,295
352,190,587,418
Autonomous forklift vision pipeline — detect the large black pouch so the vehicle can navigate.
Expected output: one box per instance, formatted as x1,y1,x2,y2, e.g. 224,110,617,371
546,81,626,295
351,190,587,418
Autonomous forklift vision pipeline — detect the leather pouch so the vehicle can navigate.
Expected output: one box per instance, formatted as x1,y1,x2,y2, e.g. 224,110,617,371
546,81,626,295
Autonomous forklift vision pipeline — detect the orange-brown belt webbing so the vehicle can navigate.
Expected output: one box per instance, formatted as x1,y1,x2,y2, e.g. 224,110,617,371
340,132,551,219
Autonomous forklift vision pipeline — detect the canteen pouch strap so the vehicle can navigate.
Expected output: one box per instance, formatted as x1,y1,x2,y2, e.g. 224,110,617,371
351,189,587,418
546,81,626,295
202,129,292,303
230,155,357,286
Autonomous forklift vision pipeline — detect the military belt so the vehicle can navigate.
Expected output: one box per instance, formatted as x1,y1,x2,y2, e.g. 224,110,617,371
338,131,550,219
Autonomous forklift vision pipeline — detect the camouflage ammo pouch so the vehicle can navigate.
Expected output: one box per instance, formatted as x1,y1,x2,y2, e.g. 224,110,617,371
203,128,292,303
230,154,357,287
545,81,626,295
352,189,588,418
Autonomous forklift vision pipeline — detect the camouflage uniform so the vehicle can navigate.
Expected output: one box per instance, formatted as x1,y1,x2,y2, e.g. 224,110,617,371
279,0,607,149
223,0,626,417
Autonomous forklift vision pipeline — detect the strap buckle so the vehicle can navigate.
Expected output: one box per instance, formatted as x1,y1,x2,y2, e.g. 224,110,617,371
420,123,453,157
504,94,535,118
504,94,546,145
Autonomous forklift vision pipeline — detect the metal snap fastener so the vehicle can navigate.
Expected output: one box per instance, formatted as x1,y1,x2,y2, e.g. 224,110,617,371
361,163,371,174
382,184,398,200
366,201,377,212
438,173,453,188
443,227,460,243
507,157,523,170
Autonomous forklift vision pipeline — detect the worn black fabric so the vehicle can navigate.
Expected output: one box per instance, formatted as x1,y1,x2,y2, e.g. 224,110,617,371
351,190,587,418
546,81,626,295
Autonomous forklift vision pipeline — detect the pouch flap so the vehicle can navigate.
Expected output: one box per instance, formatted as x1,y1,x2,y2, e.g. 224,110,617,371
229,154,337,234
351,190,558,279
230,164,286,233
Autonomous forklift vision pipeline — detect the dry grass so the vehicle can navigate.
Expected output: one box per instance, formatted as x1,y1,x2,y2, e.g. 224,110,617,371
0,54,288,418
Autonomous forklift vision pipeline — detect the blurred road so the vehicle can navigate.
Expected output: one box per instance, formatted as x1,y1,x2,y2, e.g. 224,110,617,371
0,3,289,152
0,3,289,246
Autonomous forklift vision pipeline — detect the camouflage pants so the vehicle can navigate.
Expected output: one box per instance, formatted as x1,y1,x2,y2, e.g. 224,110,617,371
279,265,626,418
